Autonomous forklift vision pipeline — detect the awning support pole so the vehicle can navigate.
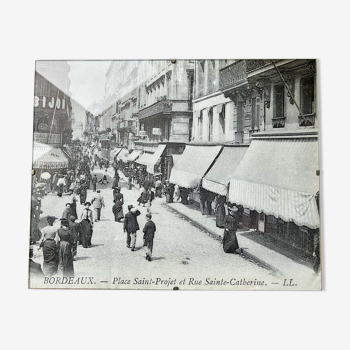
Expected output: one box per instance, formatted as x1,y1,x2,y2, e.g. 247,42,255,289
271,60,304,121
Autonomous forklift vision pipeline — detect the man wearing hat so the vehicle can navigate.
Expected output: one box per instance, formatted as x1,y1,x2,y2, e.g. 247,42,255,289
142,213,156,261
123,205,141,250
92,174,98,192
91,190,105,222
39,216,60,276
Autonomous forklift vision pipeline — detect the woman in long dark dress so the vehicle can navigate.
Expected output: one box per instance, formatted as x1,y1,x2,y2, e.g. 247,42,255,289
79,183,87,205
222,207,241,254
216,195,226,228
80,202,94,248
112,188,124,222
57,220,74,277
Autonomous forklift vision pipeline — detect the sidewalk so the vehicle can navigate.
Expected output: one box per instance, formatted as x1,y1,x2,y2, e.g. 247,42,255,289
164,201,314,278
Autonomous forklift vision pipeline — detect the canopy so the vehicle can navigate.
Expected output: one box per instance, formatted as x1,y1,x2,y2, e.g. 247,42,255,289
172,154,181,166
169,145,222,188
126,150,142,162
131,144,167,173
146,144,166,174
118,148,131,162
229,137,320,229
33,142,69,169
136,153,154,167
202,145,248,196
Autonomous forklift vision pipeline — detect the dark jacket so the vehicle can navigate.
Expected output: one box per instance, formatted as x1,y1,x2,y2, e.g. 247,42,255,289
123,210,141,233
143,220,156,242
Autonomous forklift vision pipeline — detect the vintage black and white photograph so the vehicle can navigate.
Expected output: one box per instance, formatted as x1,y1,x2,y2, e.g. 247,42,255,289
29,59,320,290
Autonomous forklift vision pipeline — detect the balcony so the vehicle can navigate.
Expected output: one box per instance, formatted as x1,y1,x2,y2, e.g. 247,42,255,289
138,98,173,120
219,60,247,91
246,60,271,73
298,114,316,127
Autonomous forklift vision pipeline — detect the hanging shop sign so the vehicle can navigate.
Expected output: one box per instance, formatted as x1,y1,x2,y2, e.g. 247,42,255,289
34,132,61,144
152,128,162,135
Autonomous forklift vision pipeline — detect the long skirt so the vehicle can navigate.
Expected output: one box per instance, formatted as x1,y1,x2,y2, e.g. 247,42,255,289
80,192,87,205
216,204,226,228
222,230,239,254
80,219,93,247
43,260,58,277
155,187,162,197
58,241,74,277
114,204,124,221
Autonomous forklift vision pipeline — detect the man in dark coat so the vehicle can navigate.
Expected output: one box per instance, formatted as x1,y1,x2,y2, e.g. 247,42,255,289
79,182,88,205
142,213,156,261
92,174,98,192
123,205,141,251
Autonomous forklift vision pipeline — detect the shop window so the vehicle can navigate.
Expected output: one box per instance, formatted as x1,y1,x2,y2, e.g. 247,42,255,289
273,84,285,128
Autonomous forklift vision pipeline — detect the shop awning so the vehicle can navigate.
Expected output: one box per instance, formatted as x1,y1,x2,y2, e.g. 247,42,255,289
118,148,131,162
126,150,142,162
229,138,320,229
202,145,248,196
172,154,181,166
135,153,154,167
145,144,167,174
33,142,69,169
169,145,222,188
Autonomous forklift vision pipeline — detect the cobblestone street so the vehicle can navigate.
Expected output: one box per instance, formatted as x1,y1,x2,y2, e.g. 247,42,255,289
30,168,280,290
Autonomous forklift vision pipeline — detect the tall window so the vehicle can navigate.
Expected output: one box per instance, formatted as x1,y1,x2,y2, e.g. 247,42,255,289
208,108,213,141
219,104,225,139
300,75,315,115
275,84,284,118
198,111,203,141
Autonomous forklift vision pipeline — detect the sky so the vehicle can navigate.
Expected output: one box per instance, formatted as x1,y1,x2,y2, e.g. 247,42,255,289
68,60,112,124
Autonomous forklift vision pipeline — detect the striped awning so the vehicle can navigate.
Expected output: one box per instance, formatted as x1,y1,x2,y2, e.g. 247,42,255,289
169,145,222,188
202,145,248,196
229,137,320,229
33,142,69,169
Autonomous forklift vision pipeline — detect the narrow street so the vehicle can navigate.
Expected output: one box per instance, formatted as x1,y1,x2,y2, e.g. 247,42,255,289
31,167,279,290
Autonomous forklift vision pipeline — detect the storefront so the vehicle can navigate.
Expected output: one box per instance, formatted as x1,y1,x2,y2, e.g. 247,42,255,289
229,134,319,255
169,144,222,202
33,142,69,179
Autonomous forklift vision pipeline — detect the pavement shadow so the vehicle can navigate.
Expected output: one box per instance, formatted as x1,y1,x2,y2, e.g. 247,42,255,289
89,244,104,248
75,256,91,261
152,257,165,261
